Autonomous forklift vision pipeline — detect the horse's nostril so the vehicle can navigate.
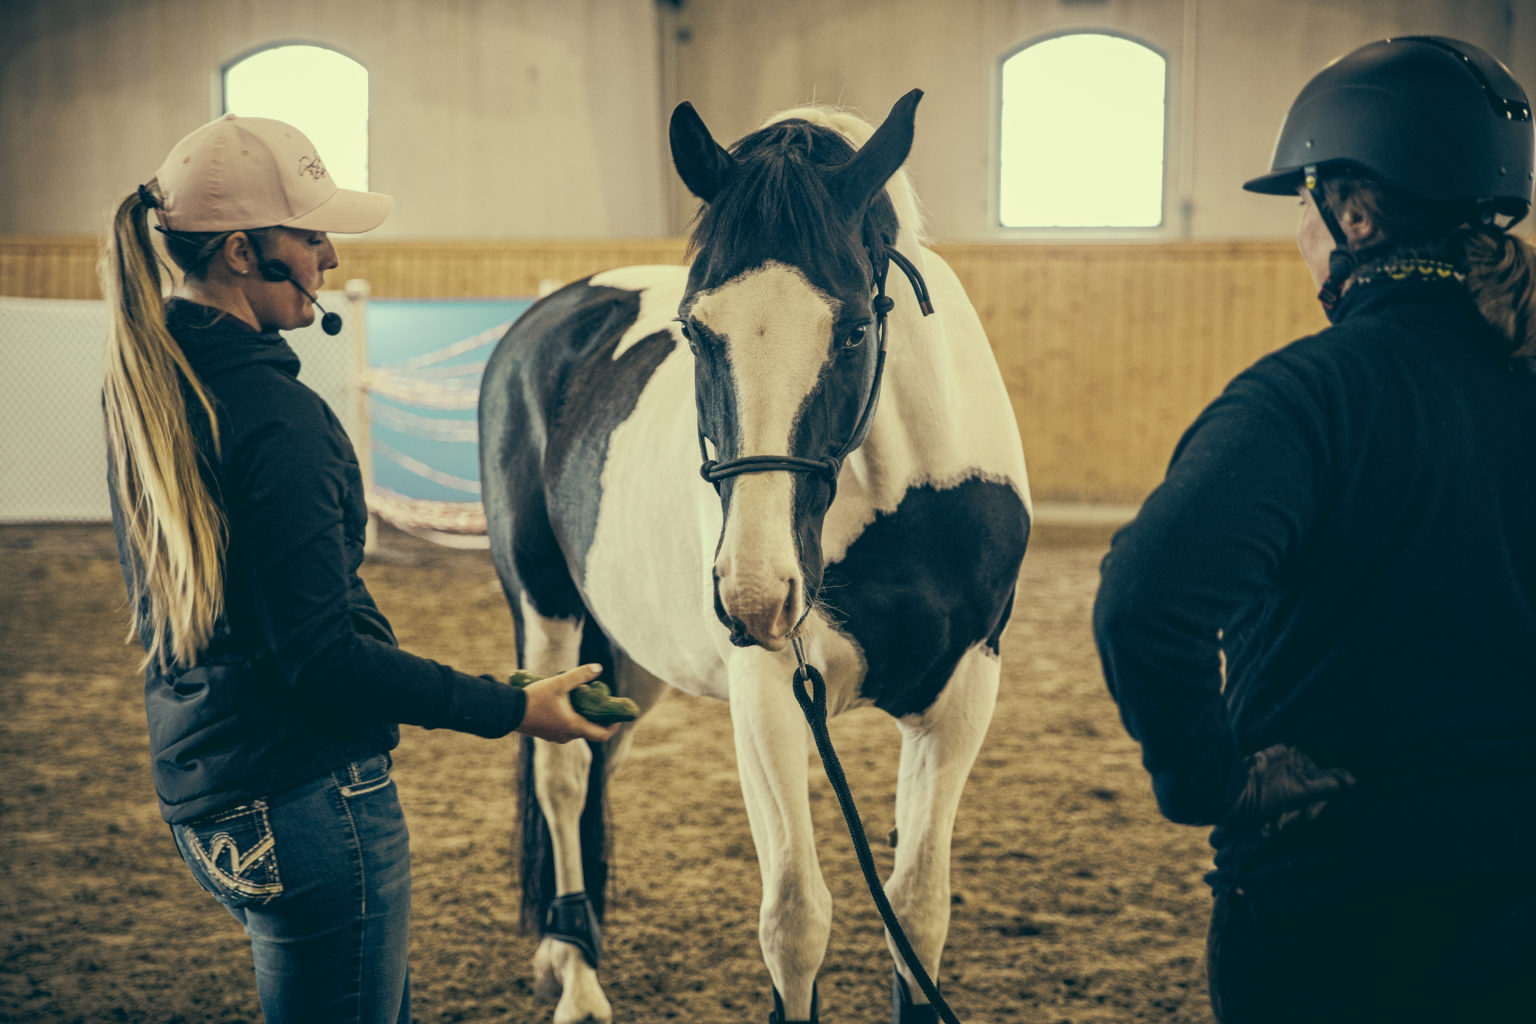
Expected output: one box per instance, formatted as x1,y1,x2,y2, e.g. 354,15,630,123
727,620,756,648
783,578,798,617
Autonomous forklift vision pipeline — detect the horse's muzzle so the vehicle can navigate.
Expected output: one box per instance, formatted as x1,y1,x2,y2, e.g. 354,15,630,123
713,572,800,651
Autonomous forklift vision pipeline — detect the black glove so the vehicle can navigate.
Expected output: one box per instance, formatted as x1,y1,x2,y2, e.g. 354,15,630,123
1224,744,1355,836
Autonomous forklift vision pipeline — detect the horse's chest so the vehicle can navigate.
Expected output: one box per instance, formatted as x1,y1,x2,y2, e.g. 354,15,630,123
821,477,1030,717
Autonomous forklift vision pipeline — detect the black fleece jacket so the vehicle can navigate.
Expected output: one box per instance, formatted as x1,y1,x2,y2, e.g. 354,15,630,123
1094,266,1536,900
112,299,525,824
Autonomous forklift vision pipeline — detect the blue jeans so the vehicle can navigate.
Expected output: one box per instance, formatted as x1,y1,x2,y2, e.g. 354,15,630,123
171,753,412,1024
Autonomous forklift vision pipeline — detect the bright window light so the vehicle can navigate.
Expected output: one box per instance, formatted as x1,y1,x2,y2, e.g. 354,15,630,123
1000,34,1166,228
224,45,370,190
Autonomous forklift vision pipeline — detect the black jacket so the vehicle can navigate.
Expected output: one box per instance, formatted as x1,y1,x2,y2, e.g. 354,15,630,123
1094,264,1536,899
112,299,526,824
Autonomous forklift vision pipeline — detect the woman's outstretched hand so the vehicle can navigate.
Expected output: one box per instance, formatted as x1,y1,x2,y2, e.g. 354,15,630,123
514,664,625,744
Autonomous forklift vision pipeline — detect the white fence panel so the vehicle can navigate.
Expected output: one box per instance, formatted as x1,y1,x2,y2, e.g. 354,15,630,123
0,293,364,522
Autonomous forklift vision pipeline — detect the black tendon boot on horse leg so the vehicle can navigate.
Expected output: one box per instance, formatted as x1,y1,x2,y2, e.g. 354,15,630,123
544,891,603,970
770,985,820,1024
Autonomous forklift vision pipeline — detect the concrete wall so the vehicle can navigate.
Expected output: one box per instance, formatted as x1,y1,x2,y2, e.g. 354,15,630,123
664,0,1532,240
0,0,669,238
1,0,1531,242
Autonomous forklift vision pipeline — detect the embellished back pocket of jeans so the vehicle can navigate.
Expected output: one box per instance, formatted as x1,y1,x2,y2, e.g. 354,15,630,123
338,753,394,799
174,800,283,907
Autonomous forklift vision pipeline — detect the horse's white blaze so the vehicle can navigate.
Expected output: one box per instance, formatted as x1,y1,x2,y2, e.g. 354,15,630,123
692,261,836,648
715,473,801,649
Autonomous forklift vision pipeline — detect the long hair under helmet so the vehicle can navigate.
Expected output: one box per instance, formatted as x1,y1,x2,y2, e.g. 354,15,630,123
1243,36,1534,308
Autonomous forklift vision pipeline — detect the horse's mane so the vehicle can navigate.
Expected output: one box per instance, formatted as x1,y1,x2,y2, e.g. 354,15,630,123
687,102,927,262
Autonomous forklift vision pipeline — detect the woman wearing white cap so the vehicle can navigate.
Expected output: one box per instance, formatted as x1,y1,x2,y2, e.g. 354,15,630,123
100,114,621,1023
1094,37,1535,1024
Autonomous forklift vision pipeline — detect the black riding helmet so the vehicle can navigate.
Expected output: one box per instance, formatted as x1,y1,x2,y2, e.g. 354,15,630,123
1244,36,1533,219
1245,36,1533,309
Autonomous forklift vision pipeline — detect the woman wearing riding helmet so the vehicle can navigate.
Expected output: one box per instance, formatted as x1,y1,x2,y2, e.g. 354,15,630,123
101,113,619,1023
1093,36,1535,1023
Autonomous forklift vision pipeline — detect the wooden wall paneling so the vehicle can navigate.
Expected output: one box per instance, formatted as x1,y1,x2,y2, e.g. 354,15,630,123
0,235,1322,503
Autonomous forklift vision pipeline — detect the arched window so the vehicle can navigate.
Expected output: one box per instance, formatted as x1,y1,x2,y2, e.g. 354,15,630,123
223,44,371,190
999,33,1167,228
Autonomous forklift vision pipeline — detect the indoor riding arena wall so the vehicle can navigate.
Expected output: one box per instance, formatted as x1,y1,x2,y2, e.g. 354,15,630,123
0,234,1323,507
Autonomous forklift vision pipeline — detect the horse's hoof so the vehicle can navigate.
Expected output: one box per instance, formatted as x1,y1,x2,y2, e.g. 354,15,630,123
539,939,611,1024
891,971,940,1024
554,1011,610,1024
534,972,563,1004
554,989,612,1024
770,984,819,1024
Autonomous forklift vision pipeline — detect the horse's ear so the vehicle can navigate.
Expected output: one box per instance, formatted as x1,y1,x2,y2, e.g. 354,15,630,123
670,101,736,203
826,89,923,215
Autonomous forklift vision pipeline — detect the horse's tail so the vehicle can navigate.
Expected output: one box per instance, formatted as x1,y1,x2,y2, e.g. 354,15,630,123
518,618,613,934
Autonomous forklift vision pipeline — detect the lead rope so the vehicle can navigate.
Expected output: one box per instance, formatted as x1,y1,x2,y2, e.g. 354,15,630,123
694,243,954,1020
790,636,962,1024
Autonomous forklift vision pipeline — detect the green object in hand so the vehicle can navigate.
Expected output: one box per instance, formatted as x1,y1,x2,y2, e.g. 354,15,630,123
508,670,641,726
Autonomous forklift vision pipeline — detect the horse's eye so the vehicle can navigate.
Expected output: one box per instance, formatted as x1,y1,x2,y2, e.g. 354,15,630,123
675,319,697,350
843,324,868,350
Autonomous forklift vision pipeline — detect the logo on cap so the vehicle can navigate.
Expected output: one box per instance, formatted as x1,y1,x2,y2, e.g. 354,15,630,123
298,154,328,181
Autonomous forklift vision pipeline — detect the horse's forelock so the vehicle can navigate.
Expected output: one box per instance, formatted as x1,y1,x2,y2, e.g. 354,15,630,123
762,103,926,247
687,121,852,266
686,103,926,265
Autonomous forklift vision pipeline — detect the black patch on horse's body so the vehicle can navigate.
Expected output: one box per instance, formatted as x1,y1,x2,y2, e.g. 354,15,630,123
479,278,675,622
821,478,1031,718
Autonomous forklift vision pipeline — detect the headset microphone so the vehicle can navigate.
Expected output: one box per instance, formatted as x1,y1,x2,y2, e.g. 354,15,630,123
256,257,343,336
153,226,346,335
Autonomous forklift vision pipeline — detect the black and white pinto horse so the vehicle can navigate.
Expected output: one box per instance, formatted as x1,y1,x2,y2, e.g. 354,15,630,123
479,90,1031,1024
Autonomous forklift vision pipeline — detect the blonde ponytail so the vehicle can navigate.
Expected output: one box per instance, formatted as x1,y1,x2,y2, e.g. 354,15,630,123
1463,228,1536,364
100,183,227,671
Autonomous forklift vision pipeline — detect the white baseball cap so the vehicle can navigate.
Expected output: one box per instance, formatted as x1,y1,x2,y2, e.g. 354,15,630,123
152,113,392,234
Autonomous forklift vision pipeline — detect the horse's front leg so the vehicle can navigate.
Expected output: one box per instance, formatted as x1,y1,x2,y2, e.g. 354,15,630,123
884,645,1001,1024
522,609,612,1024
730,650,831,1023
